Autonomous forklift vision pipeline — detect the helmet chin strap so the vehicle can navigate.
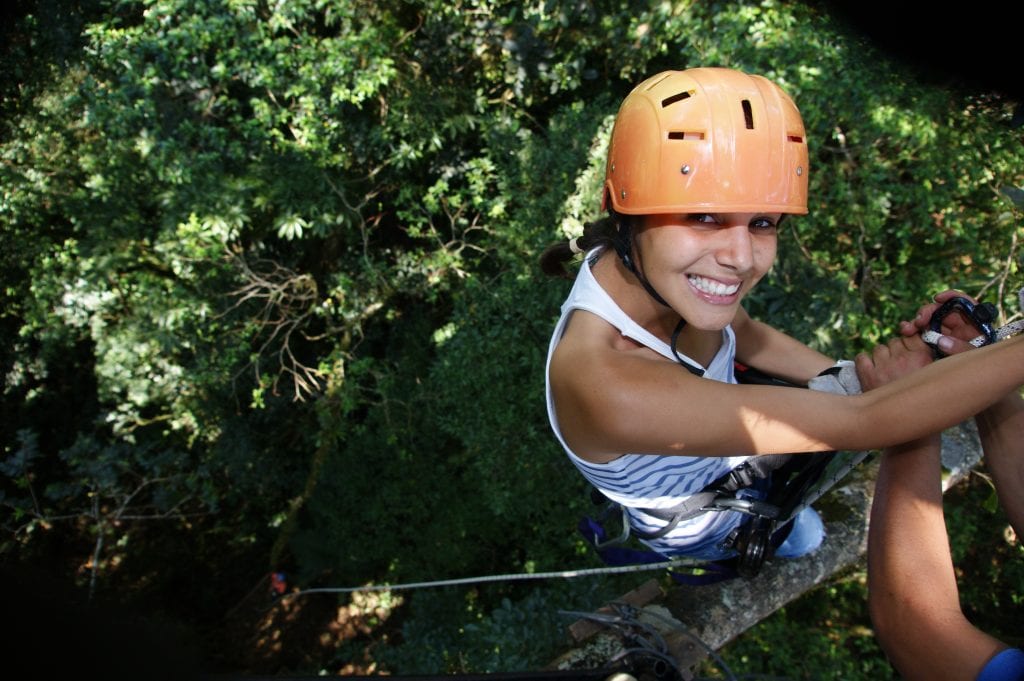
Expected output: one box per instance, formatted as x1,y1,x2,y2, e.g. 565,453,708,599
669,319,705,377
612,221,670,307
613,226,705,377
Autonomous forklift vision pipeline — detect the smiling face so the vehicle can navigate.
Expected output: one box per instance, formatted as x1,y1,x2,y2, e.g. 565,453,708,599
633,212,780,331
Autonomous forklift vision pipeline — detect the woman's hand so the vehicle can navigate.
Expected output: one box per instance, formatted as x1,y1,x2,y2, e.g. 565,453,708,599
856,333,935,391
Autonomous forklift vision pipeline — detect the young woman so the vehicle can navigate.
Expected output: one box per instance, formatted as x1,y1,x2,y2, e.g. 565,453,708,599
541,67,1024,562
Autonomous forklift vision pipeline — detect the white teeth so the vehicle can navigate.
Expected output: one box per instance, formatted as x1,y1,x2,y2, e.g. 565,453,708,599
688,275,739,296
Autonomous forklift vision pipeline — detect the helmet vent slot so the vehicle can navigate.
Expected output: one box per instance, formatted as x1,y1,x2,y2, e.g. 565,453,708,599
667,131,704,140
741,100,754,129
787,134,804,143
661,91,692,107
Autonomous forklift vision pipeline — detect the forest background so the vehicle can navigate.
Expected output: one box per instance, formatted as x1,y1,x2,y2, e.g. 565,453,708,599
2,0,1022,678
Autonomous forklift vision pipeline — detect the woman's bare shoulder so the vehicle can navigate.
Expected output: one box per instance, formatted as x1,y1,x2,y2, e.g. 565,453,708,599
549,310,692,461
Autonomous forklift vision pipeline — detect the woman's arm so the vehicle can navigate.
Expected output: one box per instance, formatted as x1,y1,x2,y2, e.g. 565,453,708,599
731,306,834,385
550,309,1024,463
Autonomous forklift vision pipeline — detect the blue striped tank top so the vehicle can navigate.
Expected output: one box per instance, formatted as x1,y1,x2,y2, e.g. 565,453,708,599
545,251,750,559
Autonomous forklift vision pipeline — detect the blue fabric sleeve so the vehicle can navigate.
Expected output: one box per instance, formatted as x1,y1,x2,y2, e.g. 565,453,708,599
977,648,1024,681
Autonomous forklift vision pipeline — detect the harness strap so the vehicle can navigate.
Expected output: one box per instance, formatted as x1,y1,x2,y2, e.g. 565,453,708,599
577,358,856,577
631,491,720,540
719,453,793,490
579,507,799,583
629,453,793,540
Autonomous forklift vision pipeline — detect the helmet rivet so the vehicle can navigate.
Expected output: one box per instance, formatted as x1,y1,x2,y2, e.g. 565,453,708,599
796,166,803,176
681,164,691,175
620,189,627,200
611,163,616,174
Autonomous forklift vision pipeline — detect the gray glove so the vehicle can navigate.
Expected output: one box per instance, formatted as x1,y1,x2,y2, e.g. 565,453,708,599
807,360,862,396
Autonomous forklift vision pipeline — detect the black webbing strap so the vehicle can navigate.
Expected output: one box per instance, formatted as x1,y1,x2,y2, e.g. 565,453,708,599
631,490,721,540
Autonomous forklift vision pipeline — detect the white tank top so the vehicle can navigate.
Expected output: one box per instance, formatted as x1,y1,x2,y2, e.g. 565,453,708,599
545,251,750,559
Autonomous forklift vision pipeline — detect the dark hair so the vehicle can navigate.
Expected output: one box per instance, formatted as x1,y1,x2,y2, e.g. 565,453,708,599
539,209,702,373
539,211,637,278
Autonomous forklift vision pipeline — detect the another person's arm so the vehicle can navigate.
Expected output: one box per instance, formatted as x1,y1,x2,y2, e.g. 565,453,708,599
899,289,1024,535
866,434,1008,681
974,394,1024,537
861,298,1019,680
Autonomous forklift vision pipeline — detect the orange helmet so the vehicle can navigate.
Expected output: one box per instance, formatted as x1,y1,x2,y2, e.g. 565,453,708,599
603,68,808,216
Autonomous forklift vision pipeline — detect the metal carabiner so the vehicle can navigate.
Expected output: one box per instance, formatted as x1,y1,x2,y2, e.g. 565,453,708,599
708,496,782,520
928,296,998,357
591,503,633,549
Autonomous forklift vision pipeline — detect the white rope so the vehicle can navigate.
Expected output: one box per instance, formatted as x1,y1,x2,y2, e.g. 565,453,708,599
281,558,706,599
922,318,1024,350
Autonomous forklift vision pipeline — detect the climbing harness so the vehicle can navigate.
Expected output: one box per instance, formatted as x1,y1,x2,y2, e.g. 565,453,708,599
580,362,868,581
582,452,861,581
583,289,1024,580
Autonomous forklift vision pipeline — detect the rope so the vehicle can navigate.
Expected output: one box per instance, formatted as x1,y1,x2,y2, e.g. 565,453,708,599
280,557,706,599
922,318,1024,349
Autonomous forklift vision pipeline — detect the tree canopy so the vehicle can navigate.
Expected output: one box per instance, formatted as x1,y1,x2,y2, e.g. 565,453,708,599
2,0,1021,676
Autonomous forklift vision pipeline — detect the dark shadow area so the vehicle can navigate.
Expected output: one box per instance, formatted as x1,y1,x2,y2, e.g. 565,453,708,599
2,563,203,680
813,1,1022,102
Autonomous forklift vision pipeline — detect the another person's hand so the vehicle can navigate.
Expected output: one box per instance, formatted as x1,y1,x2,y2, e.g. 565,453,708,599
855,333,934,391
898,289,984,356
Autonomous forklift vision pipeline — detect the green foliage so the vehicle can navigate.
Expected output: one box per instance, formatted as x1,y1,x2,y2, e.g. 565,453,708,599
945,470,1024,648
710,572,895,680
374,579,626,674
2,0,1022,675
768,77,1024,351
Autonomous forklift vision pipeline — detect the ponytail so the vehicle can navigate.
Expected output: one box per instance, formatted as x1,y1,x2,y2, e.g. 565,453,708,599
539,213,632,278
